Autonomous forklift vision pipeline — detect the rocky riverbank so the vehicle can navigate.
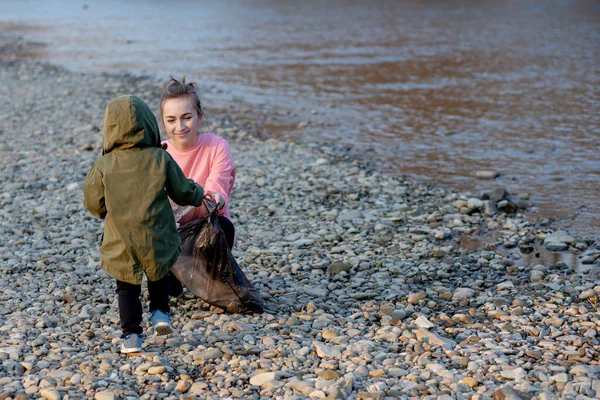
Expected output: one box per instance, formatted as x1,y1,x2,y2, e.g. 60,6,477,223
0,35,599,400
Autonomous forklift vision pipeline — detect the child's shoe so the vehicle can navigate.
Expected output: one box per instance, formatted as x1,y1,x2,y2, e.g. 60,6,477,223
151,310,174,336
120,333,143,353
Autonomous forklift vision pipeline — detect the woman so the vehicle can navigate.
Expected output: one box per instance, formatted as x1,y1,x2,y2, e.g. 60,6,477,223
160,77,237,296
161,77,236,244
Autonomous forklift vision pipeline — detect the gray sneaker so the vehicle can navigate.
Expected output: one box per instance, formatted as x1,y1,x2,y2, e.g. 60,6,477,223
151,310,174,336
120,333,143,354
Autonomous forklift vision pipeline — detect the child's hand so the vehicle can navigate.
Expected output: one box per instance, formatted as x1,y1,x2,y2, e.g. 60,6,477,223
204,190,225,210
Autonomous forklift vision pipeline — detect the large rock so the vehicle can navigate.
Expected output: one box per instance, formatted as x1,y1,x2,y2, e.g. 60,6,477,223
467,198,484,210
489,187,509,202
482,200,498,216
543,230,574,251
497,199,518,214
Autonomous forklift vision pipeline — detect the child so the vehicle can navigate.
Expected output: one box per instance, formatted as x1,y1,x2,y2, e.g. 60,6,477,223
83,95,206,353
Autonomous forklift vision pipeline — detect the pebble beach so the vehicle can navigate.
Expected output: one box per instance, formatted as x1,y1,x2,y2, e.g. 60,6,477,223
1,34,599,400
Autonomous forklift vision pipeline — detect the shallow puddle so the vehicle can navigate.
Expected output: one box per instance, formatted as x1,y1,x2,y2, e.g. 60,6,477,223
459,234,599,276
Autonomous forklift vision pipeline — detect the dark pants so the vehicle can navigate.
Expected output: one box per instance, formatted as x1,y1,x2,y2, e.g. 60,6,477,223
116,276,170,335
167,216,236,297
218,216,236,251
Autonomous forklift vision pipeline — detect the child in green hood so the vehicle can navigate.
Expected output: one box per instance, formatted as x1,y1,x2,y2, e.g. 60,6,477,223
83,95,206,353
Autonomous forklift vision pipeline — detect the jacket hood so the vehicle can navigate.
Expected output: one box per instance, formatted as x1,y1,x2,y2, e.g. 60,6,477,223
102,95,162,155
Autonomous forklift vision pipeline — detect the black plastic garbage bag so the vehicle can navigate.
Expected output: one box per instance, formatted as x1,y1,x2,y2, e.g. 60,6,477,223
170,199,264,313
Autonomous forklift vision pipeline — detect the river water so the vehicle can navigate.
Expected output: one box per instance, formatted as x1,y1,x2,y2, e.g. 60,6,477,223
1,0,598,238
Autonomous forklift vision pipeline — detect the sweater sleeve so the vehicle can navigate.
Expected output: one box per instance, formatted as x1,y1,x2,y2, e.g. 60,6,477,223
82,162,107,220
165,152,205,207
204,137,236,216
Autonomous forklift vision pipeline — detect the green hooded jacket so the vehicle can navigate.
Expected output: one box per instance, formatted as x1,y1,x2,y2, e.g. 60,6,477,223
83,95,204,284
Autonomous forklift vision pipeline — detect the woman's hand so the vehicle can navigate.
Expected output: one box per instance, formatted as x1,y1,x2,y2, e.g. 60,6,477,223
204,190,225,210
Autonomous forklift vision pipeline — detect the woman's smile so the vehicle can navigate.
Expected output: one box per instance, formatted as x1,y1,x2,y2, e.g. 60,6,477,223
162,96,202,150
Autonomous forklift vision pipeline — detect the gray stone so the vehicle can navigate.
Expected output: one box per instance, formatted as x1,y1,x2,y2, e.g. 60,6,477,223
499,370,526,382
452,288,475,301
492,386,531,399
249,371,281,388
39,389,61,400
94,392,117,400
415,328,456,350
543,230,575,251
313,341,341,358
327,261,351,275
475,170,500,179
467,198,484,210
285,379,314,396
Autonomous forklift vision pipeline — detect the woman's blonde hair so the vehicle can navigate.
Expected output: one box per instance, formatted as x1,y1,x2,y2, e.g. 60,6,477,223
160,76,204,118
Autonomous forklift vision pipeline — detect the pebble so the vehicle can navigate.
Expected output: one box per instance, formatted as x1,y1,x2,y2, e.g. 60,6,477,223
415,329,457,350
414,315,434,328
175,380,190,392
327,261,351,275
453,287,476,301
94,392,117,400
313,342,341,358
501,368,526,380
543,230,575,251
147,366,165,374
407,292,427,303
249,371,280,388
459,377,478,388
475,170,500,179
39,389,60,400
189,381,208,395
286,380,314,396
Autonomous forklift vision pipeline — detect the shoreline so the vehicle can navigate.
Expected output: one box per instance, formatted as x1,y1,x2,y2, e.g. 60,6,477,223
1,18,598,241
1,34,599,399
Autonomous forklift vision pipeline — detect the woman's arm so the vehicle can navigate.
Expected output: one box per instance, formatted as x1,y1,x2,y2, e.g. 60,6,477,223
203,137,235,216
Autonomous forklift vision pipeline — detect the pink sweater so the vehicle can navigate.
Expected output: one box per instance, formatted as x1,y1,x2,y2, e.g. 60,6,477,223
164,133,235,224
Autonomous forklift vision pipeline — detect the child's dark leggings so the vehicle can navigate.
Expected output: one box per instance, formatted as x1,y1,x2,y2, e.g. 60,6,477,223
116,276,170,335
167,216,235,297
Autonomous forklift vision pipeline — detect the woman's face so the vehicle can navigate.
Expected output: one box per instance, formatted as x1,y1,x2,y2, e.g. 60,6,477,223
162,97,202,150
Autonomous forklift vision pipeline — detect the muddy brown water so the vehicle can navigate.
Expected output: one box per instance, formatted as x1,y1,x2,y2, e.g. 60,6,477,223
1,0,598,243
